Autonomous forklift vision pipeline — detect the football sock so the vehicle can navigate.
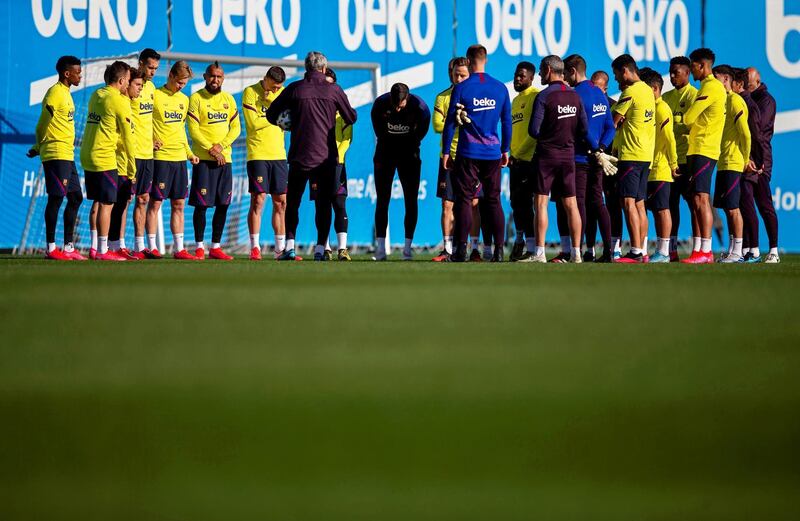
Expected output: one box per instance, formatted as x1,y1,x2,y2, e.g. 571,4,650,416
631,247,643,255
570,247,580,260
211,242,220,250
587,246,596,257
109,240,120,251
752,247,760,258
286,238,295,251
470,236,479,250
560,235,571,254
404,238,412,253
193,207,207,243
693,236,701,252
250,234,259,249
727,234,734,255
63,192,82,244
135,236,145,252
612,237,621,253
174,233,184,252
90,229,98,250
642,235,648,252
47,242,56,253
515,230,524,243
98,236,108,255
196,241,205,250
669,235,678,252
733,238,743,257
769,247,778,255
64,242,75,253
742,247,750,255
119,237,126,250
324,239,331,251
444,236,453,254
535,246,545,257
44,195,63,244
337,232,348,250
211,205,229,243
314,244,325,255
147,234,157,250
483,244,492,258
376,238,386,255
526,237,536,252
700,238,712,253
657,238,669,256
275,235,286,252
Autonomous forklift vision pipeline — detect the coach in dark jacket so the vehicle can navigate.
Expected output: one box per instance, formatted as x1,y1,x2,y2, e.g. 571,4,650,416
266,51,357,259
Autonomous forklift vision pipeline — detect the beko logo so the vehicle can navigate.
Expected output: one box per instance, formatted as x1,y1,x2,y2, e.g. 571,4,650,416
32,0,148,42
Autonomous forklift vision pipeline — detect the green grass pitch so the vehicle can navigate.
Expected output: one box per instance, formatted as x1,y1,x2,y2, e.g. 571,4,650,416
1,255,799,520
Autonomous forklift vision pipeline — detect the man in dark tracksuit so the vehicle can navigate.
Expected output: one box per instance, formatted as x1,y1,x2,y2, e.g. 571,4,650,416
370,83,430,260
266,51,357,261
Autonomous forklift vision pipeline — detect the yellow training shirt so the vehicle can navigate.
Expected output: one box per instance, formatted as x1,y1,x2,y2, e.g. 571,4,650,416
153,85,192,162
79,85,135,178
241,82,287,161
613,80,656,162
188,88,241,162
336,112,353,164
683,75,727,160
649,98,678,182
116,91,137,179
433,86,459,158
130,80,155,159
34,82,75,161
661,83,697,165
718,91,751,172
510,85,538,162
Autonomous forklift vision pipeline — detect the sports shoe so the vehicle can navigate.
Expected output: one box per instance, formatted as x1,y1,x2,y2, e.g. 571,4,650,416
323,249,333,261
174,249,197,260
250,247,262,261
509,241,526,262
372,251,387,261
612,251,621,261
569,253,583,263
338,248,351,261
716,253,728,263
490,249,504,262
549,252,570,263
209,247,233,261
62,249,87,261
469,249,482,262
194,247,206,260
649,252,670,263
582,251,595,263
402,249,413,261
595,252,613,263
143,248,163,259
96,250,127,261
721,253,743,263
680,251,711,264
482,249,493,261
642,255,650,263
130,250,146,260
45,248,71,261
445,248,467,262
669,251,680,262
742,252,761,263
764,253,780,264
530,253,547,263
89,248,97,260
515,252,536,262
276,248,297,261
431,250,450,262
615,252,644,263
313,251,327,261
116,248,139,260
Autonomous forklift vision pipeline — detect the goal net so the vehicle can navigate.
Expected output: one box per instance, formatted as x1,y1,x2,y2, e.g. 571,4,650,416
18,51,380,255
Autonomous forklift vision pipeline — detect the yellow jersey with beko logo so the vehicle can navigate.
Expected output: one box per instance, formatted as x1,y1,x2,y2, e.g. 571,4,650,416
187,88,241,162
153,85,192,162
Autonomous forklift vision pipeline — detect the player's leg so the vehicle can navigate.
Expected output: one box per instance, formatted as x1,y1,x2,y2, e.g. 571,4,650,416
434,158,454,260
739,177,759,260
588,163,612,262
281,165,308,260
647,181,671,262
108,174,128,254
330,163,350,260
246,160,267,260
476,159,505,261
62,187,83,260
509,160,526,260
311,165,334,260
397,154,421,259
208,163,233,260
471,198,486,261
669,165,687,260
270,161,289,257
558,161,581,262
604,174,623,259
531,158,554,262
42,161,70,259
373,156,395,260
189,161,210,258
714,170,744,263
637,166,650,258
574,163,588,252
683,155,716,263
145,160,173,258
753,174,779,262
133,159,153,257
448,158,479,262
616,162,643,262
88,170,123,261
170,162,192,260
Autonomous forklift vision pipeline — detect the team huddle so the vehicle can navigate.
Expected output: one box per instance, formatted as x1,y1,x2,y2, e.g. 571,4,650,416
31,44,780,263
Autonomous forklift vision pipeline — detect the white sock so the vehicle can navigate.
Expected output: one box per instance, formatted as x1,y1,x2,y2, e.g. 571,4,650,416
338,233,348,250
631,247,643,255
612,237,621,253
109,240,120,251
98,236,108,254
571,247,580,259
669,236,678,253
515,230,524,243
91,230,98,250
376,238,386,254
733,238,743,257
174,233,184,252
276,234,286,252
587,246,596,256
657,238,670,256
196,241,205,250
700,238,712,253
560,235,571,254
742,247,750,255
444,235,453,254
769,247,778,255
535,245,545,256
752,247,760,258
286,238,295,251
211,242,220,250
47,242,56,252
727,235,734,255
526,237,536,252
135,236,145,252
404,238,413,253
63,242,74,253
642,236,648,253
119,237,126,250
693,236,701,252
250,234,259,249
148,234,157,250
470,236,479,250
314,244,325,255
324,239,330,251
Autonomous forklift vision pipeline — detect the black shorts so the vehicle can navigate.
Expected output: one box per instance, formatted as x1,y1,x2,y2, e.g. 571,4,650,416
646,181,671,210
686,154,717,195
617,160,650,201
43,160,81,197
534,155,576,197
247,160,289,195
436,158,454,202
713,170,742,209
134,158,154,196
335,163,348,197
85,170,119,204
672,163,690,200
152,160,188,201
289,162,335,202
116,174,134,203
189,161,232,207
510,158,535,199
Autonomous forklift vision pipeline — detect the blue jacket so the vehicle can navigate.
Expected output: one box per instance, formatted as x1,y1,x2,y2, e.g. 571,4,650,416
442,72,512,160
573,80,615,164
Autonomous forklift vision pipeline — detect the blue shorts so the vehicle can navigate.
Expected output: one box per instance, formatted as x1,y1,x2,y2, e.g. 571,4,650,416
617,161,650,201
686,154,717,195
134,158,154,196
152,160,188,201
713,170,741,209
646,181,671,210
335,163,348,197
116,174,134,203
43,160,81,197
189,161,233,207
247,160,288,195
85,170,119,204
436,158,454,202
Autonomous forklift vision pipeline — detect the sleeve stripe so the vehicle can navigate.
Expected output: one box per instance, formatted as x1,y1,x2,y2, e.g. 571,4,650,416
660,118,670,130
617,96,632,103
734,110,744,123
187,112,200,123
230,110,239,121
242,104,258,112
696,95,708,101
434,107,445,116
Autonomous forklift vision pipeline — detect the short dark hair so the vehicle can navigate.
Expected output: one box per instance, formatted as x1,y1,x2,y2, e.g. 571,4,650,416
563,54,586,75
590,70,609,82
451,56,469,70
267,66,286,84
669,56,691,68
324,67,336,83
466,44,487,64
138,48,161,63
55,55,81,75
129,68,145,82
104,60,130,84
639,67,663,90
390,82,410,108
205,61,223,75
689,48,716,65
712,64,734,79
516,60,536,74
611,54,638,74
732,67,749,86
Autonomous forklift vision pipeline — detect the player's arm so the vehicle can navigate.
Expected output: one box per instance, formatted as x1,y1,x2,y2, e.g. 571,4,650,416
219,99,241,149
265,85,290,125
441,85,461,160
334,86,357,126
116,100,137,179
600,100,616,150
414,97,431,143
337,119,352,162
30,93,57,156
682,87,713,127
746,103,764,169
432,93,446,134
242,87,270,133
187,95,213,152
528,90,546,139
579,101,599,151
500,89,512,155
370,98,387,140
661,114,678,172
612,89,632,128
734,105,751,169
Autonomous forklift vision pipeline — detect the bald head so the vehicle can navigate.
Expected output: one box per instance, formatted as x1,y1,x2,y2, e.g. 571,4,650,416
746,67,761,93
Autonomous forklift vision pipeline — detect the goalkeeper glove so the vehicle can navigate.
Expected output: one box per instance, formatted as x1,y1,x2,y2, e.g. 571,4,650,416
455,103,471,126
594,151,618,176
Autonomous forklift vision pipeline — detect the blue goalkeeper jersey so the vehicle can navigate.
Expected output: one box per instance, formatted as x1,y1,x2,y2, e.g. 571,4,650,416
442,72,512,160
573,80,616,164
